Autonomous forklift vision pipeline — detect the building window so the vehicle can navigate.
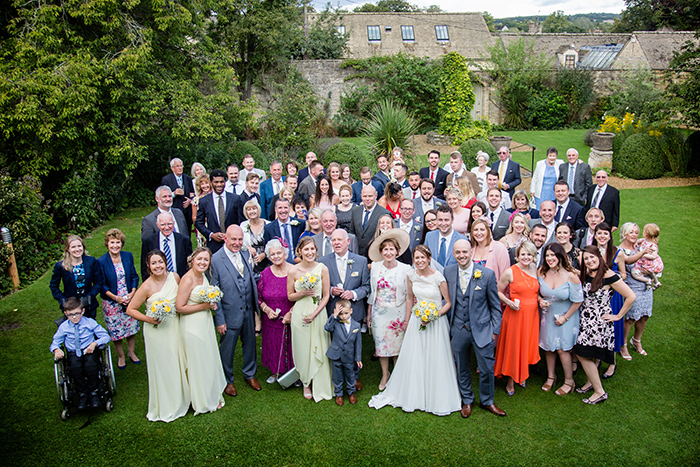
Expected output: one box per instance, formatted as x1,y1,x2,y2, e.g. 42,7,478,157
565,55,576,68
367,25,381,42
336,25,346,36
385,26,392,33
435,25,449,42
401,25,415,42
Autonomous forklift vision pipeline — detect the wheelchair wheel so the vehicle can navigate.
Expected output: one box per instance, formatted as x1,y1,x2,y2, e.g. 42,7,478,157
54,359,69,403
104,346,117,394
105,399,114,412
61,407,70,421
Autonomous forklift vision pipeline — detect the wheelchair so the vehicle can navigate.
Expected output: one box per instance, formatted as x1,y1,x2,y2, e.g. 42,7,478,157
54,344,116,420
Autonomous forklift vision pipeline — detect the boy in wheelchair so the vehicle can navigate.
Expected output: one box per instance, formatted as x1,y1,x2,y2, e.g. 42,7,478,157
51,297,110,410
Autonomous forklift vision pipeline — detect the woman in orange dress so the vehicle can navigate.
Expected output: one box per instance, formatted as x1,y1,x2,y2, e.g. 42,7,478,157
494,241,541,396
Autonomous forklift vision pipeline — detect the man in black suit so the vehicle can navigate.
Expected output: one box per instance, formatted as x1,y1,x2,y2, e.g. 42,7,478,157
195,169,241,253
263,198,306,264
141,186,188,239
372,154,391,198
141,212,192,279
161,157,195,233
490,147,521,198
558,148,593,206
349,185,391,257
297,151,317,185
485,188,511,241
553,180,586,230
413,178,444,221
420,150,449,199
585,170,620,231
238,172,261,222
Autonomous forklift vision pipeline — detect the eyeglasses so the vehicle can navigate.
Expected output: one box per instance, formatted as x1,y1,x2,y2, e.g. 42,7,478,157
425,218,437,224
498,151,508,155
65,312,83,319
400,207,414,211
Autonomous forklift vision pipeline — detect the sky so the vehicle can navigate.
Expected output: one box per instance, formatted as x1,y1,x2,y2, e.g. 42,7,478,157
316,0,627,18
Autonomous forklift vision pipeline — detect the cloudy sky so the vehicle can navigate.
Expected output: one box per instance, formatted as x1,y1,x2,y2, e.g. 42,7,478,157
320,0,626,18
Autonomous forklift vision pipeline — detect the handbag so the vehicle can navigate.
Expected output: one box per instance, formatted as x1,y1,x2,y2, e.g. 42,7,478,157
276,324,299,389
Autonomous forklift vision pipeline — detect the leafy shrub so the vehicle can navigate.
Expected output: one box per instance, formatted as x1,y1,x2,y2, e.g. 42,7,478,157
658,128,689,176
316,138,346,160
686,131,700,173
615,133,667,179
229,141,265,168
363,99,419,157
323,142,368,181
583,129,597,147
331,112,364,137
526,89,568,129
0,174,59,295
556,68,595,124
453,119,492,146
458,139,498,168
438,52,475,138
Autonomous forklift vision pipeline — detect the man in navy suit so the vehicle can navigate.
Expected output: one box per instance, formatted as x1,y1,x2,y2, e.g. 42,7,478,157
420,150,449,199
237,173,261,221
263,198,306,264
351,167,383,204
141,212,192,279
553,181,585,230
445,239,505,418
195,169,241,253
425,205,468,269
141,186,188,239
259,160,285,220
413,178,444,221
393,163,410,189
313,209,358,257
211,225,261,396
491,147,521,198
297,151,317,185
558,148,592,206
372,154,391,198
161,157,195,233
585,170,620,231
349,185,391,257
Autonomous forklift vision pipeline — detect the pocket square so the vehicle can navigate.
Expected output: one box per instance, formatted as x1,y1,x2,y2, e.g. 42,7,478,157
475,286,482,290
352,329,359,333
351,271,359,277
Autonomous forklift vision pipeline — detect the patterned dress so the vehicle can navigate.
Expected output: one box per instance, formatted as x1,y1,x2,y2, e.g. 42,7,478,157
574,275,620,365
102,262,140,340
369,261,411,357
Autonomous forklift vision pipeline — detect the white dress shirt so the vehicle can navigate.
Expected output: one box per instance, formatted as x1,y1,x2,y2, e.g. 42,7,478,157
159,232,177,271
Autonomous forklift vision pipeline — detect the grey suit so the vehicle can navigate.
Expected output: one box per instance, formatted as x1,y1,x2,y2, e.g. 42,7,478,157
319,252,370,322
312,232,358,258
445,264,501,406
349,204,391,257
324,315,362,396
489,209,511,241
394,218,422,253
211,247,258,384
413,197,443,222
559,161,593,206
297,175,317,201
141,208,188,239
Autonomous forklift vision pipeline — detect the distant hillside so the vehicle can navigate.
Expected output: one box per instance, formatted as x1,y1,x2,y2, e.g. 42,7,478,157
495,13,620,23
495,12,621,33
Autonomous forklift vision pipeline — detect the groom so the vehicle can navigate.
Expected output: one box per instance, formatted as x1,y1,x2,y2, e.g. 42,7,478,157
445,239,506,418
211,224,261,396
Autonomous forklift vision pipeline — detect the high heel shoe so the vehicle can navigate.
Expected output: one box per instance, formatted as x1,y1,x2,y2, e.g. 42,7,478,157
631,337,648,356
620,344,633,361
555,381,575,396
575,384,593,394
541,377,556,392
582,392,608,405
602,365,616,380
505,386,515,396
518,381,526,389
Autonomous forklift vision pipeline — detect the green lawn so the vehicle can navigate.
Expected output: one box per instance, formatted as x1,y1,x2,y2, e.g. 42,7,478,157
1,187,699,466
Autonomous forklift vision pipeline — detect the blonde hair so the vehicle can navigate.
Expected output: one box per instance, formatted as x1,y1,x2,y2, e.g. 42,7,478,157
373,214,396,242
619,222,638,239
62,235,86,271
516,241,538,258
305,207,323,231
194,173,211,197
187,247,212,270
643,223,660,243
511,189,531,211
243,199,262,220
455,176,476,201
505,212,531,237
469,219,493,248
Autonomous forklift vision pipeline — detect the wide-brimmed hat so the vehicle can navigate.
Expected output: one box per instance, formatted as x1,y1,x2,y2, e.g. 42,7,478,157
368,228,411,262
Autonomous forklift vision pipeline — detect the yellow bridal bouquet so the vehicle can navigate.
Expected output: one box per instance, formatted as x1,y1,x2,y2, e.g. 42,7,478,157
296,272,320,306
199,285,223,305
412,300,439,331
146,299,175,328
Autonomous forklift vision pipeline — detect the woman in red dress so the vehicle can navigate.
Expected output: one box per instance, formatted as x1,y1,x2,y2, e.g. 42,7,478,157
494,241,541,395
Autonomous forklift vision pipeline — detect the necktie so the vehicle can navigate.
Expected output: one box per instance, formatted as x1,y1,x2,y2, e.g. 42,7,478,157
339,257,347,283
412,191,416,199
499,162,506,189
324,235,331,256
283,223,293,261
460,270,468,294
556,204,562,222
235,253,244,276
74,323,82,357
362,209,370,230
490,212,495,223
438,237,446,266
163,237,174,272
177,175,183,189
430,170,434,181
568,164,575,191
592,188,601,207
218,195,226,232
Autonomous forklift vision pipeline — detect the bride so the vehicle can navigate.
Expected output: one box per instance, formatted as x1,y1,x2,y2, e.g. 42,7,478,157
368,245,461,416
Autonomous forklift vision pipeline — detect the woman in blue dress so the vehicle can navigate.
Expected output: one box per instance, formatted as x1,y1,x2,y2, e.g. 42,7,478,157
538,243,583,395
530,150,564,210
593,222,627,379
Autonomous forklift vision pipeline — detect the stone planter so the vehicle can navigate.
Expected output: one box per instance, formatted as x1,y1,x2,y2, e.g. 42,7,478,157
592,132,615,151
489,135,513,151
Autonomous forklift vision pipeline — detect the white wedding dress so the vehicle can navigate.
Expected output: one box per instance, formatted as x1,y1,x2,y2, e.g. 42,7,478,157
368,269,461,416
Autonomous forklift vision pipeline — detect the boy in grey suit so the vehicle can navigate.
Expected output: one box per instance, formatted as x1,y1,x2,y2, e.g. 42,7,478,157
324,300,363,406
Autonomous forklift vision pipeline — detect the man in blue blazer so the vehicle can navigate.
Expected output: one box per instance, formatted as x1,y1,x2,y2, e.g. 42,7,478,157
258,160,285,220
371,154,391,198
141,212,192,279
161,157,195,233
263,198,306,264
420,150,449,199
319,229,370,323
195,169,241,253
351,167,384,204
554,181,586,230
212,225,261,396
424,205,468,269
491,147,521,198
413,178,444,221
445,239,505,418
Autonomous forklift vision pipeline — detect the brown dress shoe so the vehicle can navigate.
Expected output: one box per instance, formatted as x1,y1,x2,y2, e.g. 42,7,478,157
348,393,357,404
479,403,506,416
224,383,237,397
335,396,344,406
460,403,473,418
355,380,363,391
246,378,262,391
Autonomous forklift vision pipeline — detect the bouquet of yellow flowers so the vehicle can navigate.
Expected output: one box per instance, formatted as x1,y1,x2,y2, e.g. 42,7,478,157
412,300,439,331
296,272,320,306
146,299,175,328
199,285,223,305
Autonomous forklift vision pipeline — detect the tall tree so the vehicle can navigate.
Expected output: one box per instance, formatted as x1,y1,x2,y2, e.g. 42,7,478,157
612,0,700,32
666,33,700,128
354,1,421,12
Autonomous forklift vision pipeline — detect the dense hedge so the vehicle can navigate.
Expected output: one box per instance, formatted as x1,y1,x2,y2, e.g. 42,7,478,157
323,142,368,181
458,139,498,169
614,133,667,179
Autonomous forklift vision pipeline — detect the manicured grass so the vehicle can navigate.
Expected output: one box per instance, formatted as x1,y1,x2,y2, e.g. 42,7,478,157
1,187,699,466
500,129,590,172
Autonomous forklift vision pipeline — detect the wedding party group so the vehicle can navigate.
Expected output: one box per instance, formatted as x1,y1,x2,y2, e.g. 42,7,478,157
49,145,661,420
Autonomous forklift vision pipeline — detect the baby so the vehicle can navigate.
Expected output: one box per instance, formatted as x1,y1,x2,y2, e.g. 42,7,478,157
631,223,664,290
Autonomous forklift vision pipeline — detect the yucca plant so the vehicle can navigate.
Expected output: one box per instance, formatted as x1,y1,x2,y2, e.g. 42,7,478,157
362,98,419,157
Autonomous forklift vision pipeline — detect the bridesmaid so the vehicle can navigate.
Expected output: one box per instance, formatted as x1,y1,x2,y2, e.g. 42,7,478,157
537,243,583,395
494,241,541,395
367,231,412,390
258,239,295,384
175,247,226,414
50,235,103,319
97,228,140,370
126,251,189,422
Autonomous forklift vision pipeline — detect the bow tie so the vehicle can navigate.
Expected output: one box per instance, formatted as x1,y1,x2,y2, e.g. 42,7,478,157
340,319,350,324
